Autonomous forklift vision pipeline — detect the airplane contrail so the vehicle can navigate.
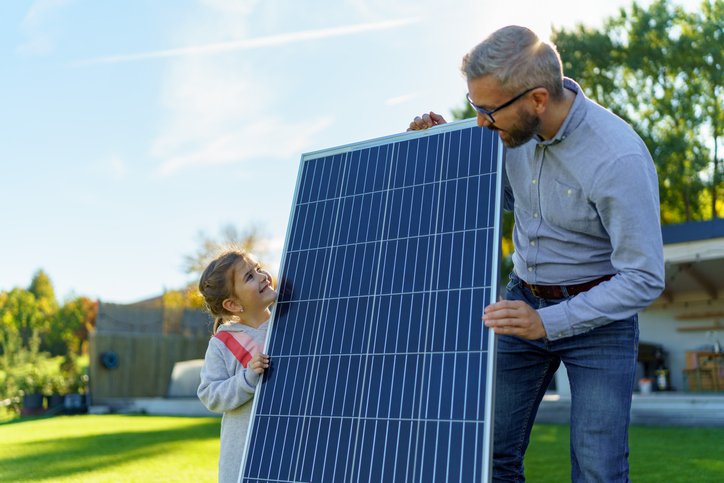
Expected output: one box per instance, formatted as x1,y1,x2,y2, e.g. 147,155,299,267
74,18,420,66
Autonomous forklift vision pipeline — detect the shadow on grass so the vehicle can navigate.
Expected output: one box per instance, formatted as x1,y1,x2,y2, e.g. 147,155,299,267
0,415,44,427
1,417,221,482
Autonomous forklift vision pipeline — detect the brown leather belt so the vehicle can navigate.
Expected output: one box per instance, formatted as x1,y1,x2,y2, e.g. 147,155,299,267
520,274,614,299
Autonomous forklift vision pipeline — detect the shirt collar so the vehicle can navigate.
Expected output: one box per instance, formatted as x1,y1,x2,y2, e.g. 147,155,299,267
536,77,586,146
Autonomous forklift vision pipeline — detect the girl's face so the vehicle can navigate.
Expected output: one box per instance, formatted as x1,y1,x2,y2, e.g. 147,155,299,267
230,259,277,316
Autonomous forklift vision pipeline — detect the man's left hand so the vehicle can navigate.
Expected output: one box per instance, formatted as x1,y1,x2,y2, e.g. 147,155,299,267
482,300,547,340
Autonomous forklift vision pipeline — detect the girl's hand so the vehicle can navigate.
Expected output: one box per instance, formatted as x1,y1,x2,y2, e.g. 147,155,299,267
248,353,270,374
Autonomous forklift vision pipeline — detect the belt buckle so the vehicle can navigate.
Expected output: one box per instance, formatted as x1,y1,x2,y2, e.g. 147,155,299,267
530,284,543,298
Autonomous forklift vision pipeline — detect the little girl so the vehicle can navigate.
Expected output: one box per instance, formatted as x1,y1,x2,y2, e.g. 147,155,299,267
197,247,276,483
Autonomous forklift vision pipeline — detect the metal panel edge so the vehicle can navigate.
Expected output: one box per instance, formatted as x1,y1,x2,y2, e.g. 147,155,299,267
302,118,479,161
482,138,504,483
237,149,309,483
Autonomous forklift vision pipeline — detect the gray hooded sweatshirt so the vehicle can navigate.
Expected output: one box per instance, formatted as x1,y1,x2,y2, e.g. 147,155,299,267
197,321,268,483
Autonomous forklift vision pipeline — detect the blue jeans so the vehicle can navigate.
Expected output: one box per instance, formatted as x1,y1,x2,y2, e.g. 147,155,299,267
493,271,638,482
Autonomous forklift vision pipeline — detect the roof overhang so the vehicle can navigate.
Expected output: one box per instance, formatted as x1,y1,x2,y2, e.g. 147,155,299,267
658,236,724,304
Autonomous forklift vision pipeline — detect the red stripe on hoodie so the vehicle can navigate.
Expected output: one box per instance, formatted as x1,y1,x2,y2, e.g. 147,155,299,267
214,331,261,367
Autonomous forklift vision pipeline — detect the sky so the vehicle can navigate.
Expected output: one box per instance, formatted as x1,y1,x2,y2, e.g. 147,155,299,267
0,0,702,304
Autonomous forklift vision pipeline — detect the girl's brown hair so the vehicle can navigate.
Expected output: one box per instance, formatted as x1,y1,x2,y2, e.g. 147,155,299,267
198,247,254,334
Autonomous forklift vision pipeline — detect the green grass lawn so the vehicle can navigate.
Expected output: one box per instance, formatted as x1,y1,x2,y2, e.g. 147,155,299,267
526,424,724,482
1,415,722,482
0,415,221,482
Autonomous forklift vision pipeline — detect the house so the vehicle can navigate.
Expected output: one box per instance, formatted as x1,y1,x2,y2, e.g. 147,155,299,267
640,218,724,392
538,218,724,426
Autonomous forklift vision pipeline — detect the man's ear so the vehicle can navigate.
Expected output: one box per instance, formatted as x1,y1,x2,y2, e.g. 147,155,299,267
222,298,242,313
531,88,549,114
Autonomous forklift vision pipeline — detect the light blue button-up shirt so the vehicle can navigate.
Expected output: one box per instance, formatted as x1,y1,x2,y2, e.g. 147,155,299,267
503,78,665,340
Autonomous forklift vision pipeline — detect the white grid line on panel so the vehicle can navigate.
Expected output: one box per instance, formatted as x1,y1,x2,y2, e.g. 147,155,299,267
260,415,277,479
330,419,343,482
249,415,487,426
410,129,447,483
348,143,395,483
301,158,347,481
283,222,495,255
291,152,350,482
292,172,492,208
431,421,440,481
383,132,425,470
271,265,492,308
256,349,489,361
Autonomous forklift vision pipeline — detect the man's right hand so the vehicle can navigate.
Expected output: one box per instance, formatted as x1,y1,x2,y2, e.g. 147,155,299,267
407,111,447,131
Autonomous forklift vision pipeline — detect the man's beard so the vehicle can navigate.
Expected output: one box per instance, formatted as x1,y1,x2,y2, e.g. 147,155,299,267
490,107,541,149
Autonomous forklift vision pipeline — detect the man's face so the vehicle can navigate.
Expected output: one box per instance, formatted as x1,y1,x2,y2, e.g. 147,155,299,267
467,75,541,149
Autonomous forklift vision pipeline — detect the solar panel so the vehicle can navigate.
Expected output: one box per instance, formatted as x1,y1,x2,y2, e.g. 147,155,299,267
239,119,503,483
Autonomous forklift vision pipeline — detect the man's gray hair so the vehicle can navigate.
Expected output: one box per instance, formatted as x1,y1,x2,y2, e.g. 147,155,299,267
461,25,565,101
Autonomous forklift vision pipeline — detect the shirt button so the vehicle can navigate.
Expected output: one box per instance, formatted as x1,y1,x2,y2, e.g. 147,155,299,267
532,179,537,185
528,267,533,272
530,241,536,246
567,189,572,195
534,213,539,218
562,135,567,140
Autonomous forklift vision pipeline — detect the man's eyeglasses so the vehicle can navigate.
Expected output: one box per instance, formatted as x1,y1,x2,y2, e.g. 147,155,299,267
466,86,540,124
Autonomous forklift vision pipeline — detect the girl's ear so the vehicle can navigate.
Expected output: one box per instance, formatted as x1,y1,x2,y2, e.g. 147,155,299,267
222,298,242,313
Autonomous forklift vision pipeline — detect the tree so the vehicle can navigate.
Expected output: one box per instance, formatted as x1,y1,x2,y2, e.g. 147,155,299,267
46,296,98,357
183,223,271,278
0,289,43,348
177,223,273,310
552,0,724,222
28,269,58,316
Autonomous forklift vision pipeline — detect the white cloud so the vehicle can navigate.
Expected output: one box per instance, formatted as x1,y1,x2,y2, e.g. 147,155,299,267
155,116,333,176
141,3,418,177
16,0,74,55
90,155,128,180
108,157,128,180
151,55,333,176
385,91,426,106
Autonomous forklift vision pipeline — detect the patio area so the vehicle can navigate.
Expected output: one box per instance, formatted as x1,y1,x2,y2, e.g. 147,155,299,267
536,392,724,427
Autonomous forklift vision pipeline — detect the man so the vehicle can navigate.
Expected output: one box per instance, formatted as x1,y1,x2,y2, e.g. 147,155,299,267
408,26,664,482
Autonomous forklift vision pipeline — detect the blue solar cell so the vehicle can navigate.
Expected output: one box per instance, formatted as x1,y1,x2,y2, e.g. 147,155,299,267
443,129,462,180
240,121,501,483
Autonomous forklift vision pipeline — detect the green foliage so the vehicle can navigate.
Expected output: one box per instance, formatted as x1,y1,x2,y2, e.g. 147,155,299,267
0,329,65,411
450,98,476,122
0,288,44,347
552,0,724,223
45,296,98,357
28,269,59,317
0,272,95,413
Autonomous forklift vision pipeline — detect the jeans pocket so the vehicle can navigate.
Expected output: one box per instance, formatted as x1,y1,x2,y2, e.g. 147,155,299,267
506,271,521,292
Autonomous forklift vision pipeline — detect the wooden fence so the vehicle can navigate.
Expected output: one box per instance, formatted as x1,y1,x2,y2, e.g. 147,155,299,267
89,332,209,399
88,302,214,401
